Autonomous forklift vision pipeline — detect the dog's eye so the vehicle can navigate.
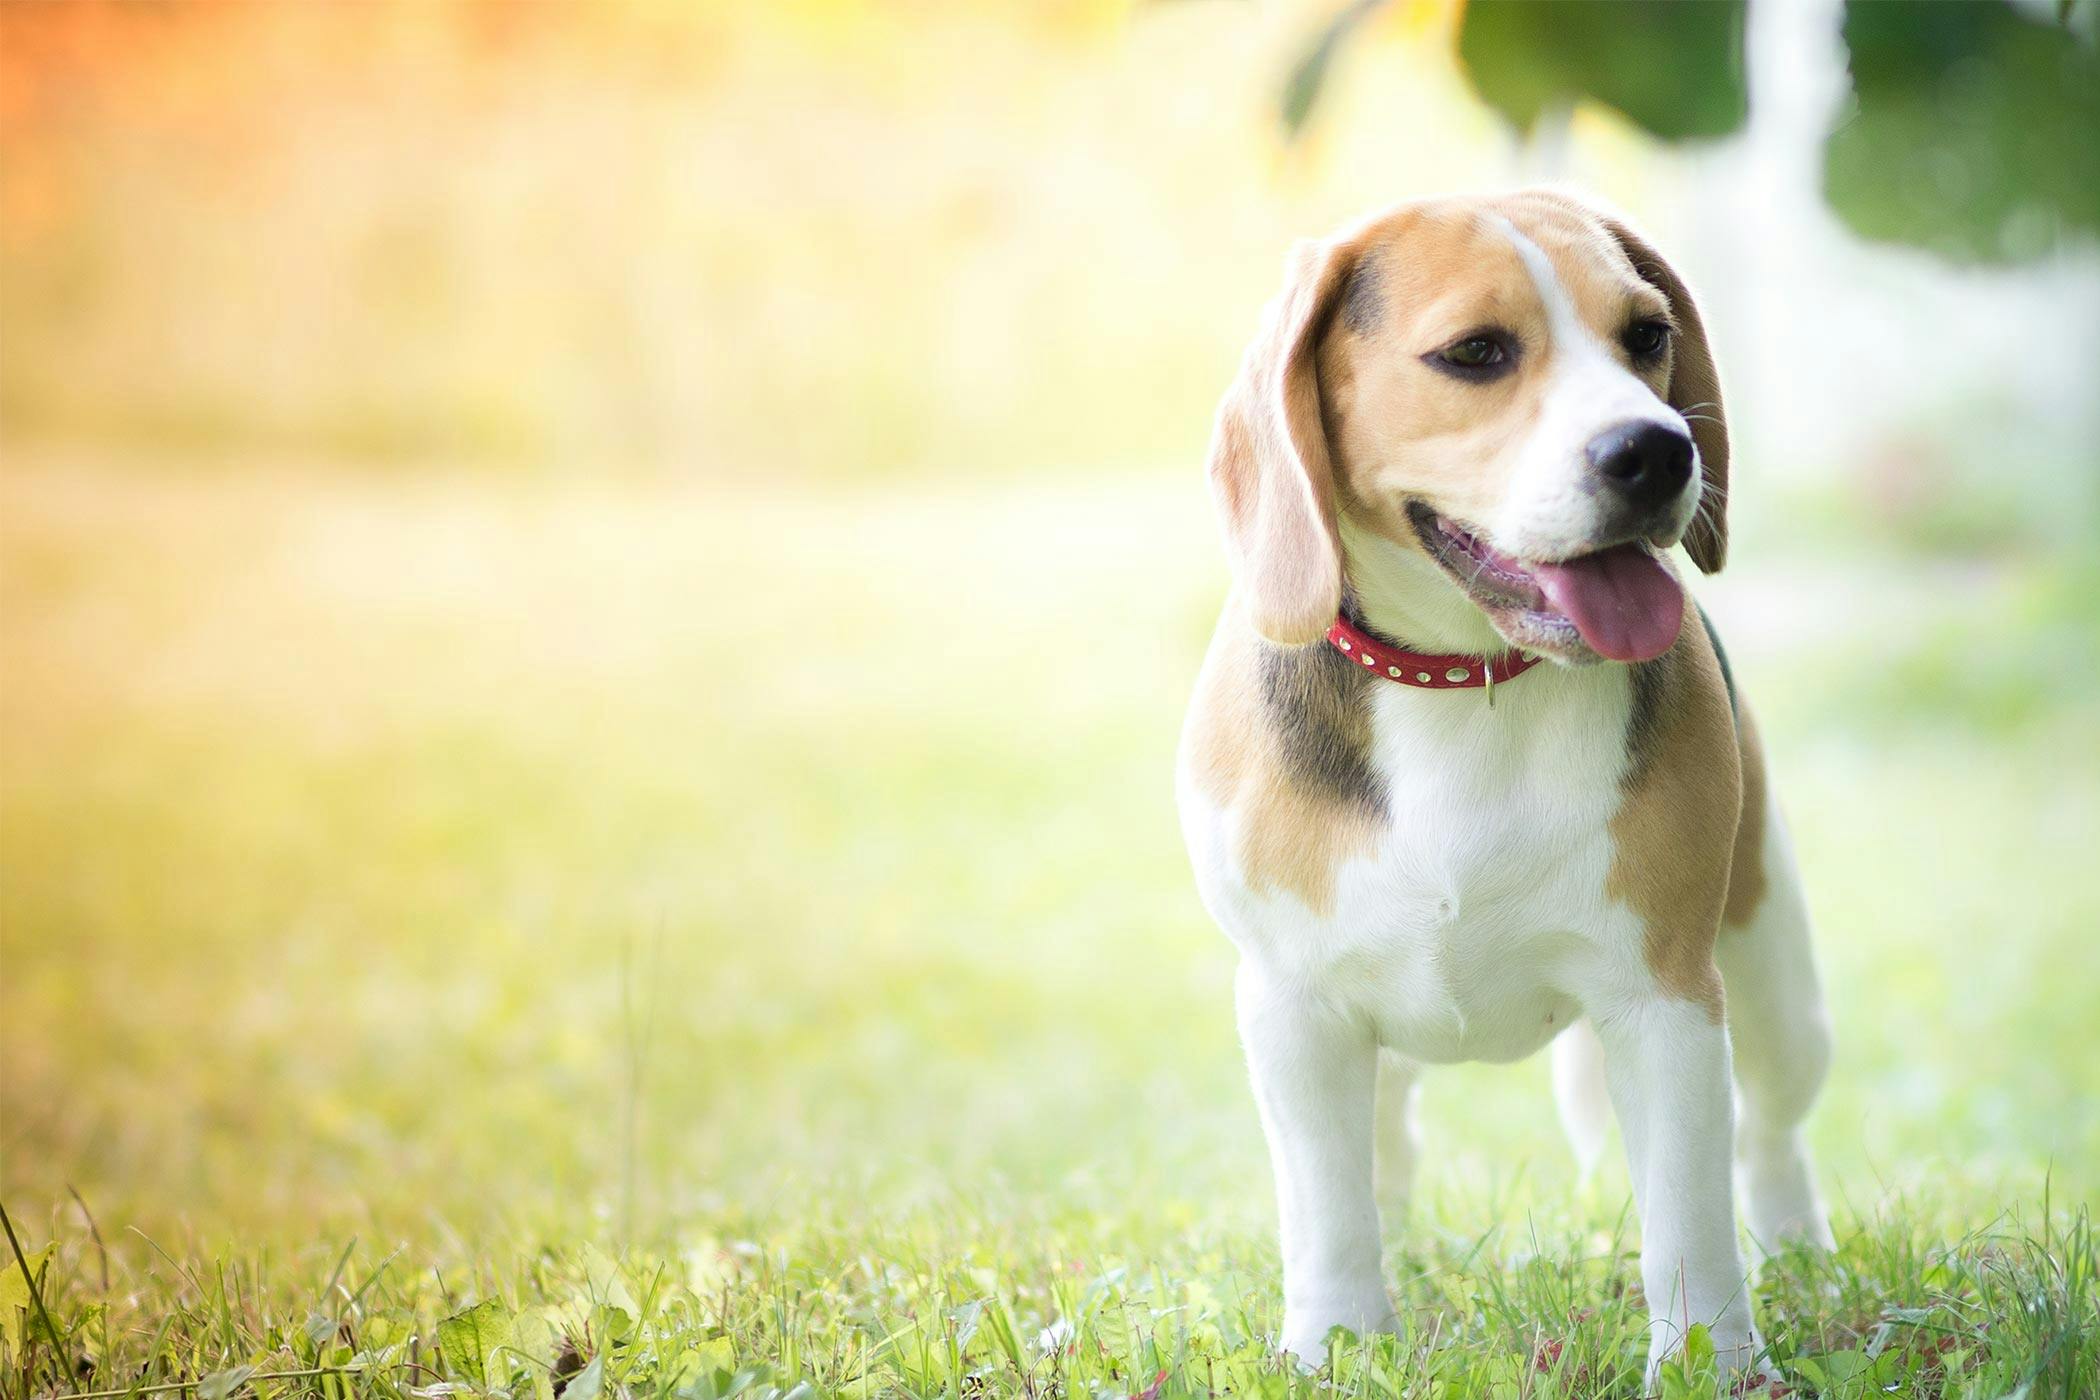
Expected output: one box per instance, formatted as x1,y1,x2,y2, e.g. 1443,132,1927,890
1439,337,1504,369
1623,319,1671,358
1425,329,1516,380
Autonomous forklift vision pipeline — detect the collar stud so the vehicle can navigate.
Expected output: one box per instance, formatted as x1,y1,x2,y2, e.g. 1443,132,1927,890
1325,617,1544,694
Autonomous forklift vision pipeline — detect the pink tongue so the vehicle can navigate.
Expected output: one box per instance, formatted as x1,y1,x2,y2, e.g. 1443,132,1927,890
1530,544,1685,663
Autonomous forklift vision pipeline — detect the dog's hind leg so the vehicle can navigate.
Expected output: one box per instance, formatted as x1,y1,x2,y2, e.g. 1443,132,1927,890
1373,1050,1421,1216
1551,1019,1613,1180
1716,783,1836,1253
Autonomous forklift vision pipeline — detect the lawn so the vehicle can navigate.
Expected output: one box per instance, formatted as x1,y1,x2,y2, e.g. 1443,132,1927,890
2,454,2095,1399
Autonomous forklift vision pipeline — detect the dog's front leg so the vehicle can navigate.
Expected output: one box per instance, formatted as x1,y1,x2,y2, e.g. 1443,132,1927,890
1594,995,1759,1385
1235,960,1394,1363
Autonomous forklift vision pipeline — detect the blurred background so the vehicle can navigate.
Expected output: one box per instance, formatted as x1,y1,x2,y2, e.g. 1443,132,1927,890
3,0,2096,1259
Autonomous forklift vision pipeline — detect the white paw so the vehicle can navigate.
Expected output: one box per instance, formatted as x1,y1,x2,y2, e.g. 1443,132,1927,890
1750,1213,1837,1258
1279,1290,1399,1366
1739,1141,1835,1254
1743,1188,1837,1257
1645,1323,1765,1392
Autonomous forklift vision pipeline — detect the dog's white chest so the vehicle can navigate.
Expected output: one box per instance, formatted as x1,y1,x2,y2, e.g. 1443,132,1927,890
1181,662,1634,1065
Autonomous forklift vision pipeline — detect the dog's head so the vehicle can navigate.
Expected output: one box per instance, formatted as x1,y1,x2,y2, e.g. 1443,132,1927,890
1208,190,1727,664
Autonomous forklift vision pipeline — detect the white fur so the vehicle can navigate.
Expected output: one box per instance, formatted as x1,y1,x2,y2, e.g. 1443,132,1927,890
1716,787,1837,1254
1176,219,1833,1383
1549,1016,1612,1178
1486,216,1704,565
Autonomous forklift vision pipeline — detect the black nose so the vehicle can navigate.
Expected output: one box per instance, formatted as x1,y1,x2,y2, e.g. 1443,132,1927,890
1586,420,1695,510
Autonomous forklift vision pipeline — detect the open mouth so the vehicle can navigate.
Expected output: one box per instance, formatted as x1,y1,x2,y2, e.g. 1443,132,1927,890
1406,503,1685,664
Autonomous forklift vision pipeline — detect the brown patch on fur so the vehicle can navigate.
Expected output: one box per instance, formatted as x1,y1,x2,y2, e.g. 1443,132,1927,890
1308,194,1695,594
1199,189,1741,927
1317,202,1551,536
1607,605,1739,1020
1722,701,1769,928
1183,609,1263,799
1207,231,1382,646
1184,603,1384,915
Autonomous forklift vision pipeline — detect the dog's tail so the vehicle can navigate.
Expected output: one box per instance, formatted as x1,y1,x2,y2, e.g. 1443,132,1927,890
1551,1018,1614,1180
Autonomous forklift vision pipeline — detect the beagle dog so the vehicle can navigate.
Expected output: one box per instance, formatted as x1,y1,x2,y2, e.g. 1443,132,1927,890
1176,190,1835,1383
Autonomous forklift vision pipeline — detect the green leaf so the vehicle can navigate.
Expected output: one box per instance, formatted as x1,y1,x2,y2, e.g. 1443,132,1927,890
559,1351,603,1400
508,1311,559,1400
0,1242,55,1361
437,1297,515,1388
1789,1348,1875,1387
1457,0,1748,140
303,1311,338,1349
946,1298,983,1352
196,1365,256,1400
710,1366,771,1400
578,1246,638,1317
591,1304,634,1345
1826,0,2100,262
1281,0,1387,139
980,1300,1024,1376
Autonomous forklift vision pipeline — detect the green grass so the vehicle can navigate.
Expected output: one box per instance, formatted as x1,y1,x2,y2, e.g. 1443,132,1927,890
3,457,2096,1399
4,1192,2094,1400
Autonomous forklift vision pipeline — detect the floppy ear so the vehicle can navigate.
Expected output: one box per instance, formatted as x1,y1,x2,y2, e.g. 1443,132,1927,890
1600,218,1730,574
1206,237,1363,645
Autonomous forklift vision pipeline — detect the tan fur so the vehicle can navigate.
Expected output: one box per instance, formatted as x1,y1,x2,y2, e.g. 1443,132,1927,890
1607,611,1741,1020
1184,606,1378,916
1723,702,1770,929
1182,611,1263,802
1187,195,1809,1375
1320,203,1564,529
1206,189,1744,977
1207,234,1376,645
1310,195,1709,600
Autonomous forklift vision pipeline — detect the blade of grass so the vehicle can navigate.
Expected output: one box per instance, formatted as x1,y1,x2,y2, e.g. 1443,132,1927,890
2,1197,71,1382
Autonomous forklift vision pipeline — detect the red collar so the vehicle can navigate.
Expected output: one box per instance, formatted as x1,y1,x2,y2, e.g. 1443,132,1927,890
1326,615,1545,693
